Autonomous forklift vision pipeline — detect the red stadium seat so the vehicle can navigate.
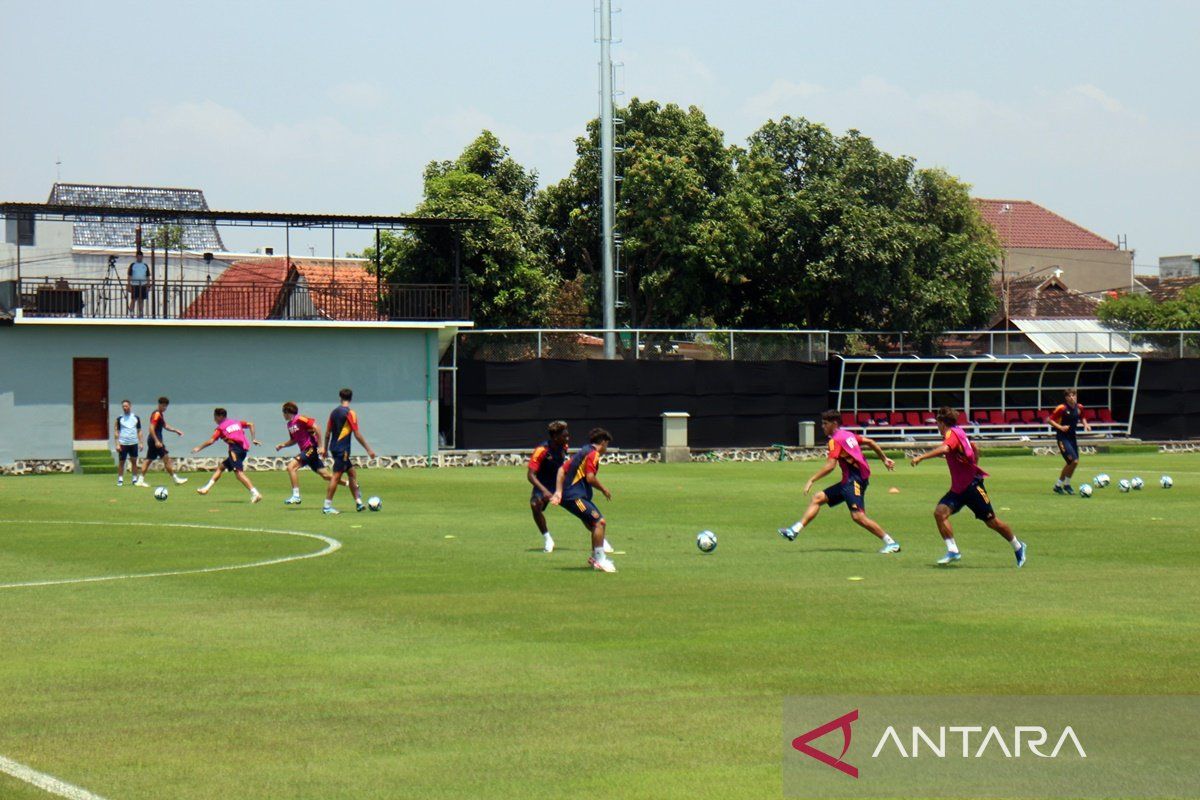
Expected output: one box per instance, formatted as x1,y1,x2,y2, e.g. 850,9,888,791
1082,407,1097,421
1019,409,1036,423
841,412,855,427
988,410,1006,425
971,410,989,423
889,412,905,426
905,412,924,427
857,412,874,426
1098,408,1114,422
1004,410,1021,423
1037,409,1051,422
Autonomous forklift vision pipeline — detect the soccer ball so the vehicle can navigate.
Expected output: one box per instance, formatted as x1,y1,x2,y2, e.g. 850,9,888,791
1118,479,1131,493
367,496,383,512
1094,473,1111,488
696,530,718,553
1079,483,1093,498
1131,477,1144,491
1161,475,1173,489
153,486,169,501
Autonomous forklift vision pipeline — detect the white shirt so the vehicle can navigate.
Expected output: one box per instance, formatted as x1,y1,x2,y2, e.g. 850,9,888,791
117,413,140,445
129,261,150,285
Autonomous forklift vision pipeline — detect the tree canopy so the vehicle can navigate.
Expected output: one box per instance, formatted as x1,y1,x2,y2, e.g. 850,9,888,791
1098,286,1200,329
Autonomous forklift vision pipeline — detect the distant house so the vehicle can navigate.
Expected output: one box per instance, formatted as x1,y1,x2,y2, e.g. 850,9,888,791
1127,275,1200,303
1158,255,1199,279
48,183,225,251
985,274,1129,354
183,256,378,321
975,199,1133,295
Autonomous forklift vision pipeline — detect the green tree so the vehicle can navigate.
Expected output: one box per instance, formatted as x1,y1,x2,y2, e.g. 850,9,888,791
370,131,554,328
1098,285,1200,329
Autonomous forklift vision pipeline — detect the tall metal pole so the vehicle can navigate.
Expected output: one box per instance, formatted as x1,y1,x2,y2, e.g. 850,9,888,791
599,0,617,359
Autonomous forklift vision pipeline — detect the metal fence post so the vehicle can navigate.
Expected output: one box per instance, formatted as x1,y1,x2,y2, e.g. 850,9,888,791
1074,331,1079,353
898,332,904,355
728,331,735,360
1181,333,1185,359
635,330,640,359
537,330,543,358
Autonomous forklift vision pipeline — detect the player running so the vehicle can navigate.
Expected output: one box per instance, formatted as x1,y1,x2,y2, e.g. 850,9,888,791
1048,389,1091,495
134,396,187,488
113,399,142,487
191,408,263,503
778,410,900,553
528,421,570,553
550,428,617,573
322,388,376,515
910,407,1026,567
275,401,346,505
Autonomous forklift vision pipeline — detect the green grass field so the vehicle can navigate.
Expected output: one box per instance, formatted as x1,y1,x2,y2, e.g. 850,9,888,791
2,453,1198,799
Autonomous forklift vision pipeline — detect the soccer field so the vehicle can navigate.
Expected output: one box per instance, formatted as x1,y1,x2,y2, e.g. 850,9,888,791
2,453,1198,799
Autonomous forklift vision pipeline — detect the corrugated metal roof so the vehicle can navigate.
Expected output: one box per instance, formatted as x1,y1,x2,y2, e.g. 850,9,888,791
47,183,226,251
1009,319,1136,353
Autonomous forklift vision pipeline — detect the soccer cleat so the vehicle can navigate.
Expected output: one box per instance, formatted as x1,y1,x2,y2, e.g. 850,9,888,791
589,556,617,573
195,486,210,495
322,506,340,515
116,477,123,487
1063,485,1074,495
250,492,262,504
356,502,366,512
937,551,962,565
172,476,188,485
1052,485,1065,495
879,541,901,554
602,539,614,554
778,527,797,542
284,496,302,505
133,477,149,488
1015,541,1027,568
543,534,555,553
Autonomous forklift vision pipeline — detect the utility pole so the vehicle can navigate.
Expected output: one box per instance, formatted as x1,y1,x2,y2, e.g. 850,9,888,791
598,0,617,358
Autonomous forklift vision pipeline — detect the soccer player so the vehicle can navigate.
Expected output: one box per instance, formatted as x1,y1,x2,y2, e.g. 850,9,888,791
134,396,187,488
910,407,1026,567
191,408,263,503
1048,389,1091,495
550,427,617,573
777,410,900,553
275,401,345,505
322,388,376,515
113,399,142,487
528,420,570,553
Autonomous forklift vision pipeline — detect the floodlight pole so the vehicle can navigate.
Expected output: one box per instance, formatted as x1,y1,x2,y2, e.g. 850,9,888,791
599,0,617,359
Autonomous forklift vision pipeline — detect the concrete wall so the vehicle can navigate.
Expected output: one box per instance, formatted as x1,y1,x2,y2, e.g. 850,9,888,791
0,321,441,464
1000,247,1133,294
1159,255,1199,279
1,219,74,280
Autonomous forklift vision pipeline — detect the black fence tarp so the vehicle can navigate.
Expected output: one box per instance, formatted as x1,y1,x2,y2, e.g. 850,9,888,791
1132,359,1200,440
457,359,830,450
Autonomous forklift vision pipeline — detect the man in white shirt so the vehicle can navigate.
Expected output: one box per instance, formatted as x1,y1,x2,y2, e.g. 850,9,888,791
114,399,142,486
127,252,150,317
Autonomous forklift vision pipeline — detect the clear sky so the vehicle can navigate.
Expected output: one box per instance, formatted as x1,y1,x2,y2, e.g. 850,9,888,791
2,0,1196,268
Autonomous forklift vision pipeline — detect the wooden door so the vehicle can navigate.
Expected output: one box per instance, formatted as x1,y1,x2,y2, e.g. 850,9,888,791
73,358,109,440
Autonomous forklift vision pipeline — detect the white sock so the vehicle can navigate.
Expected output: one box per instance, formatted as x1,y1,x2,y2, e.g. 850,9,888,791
323,499,332,508
543,532,552,540
945,538,959,554
292,488,300,497
202,480,214,491
593,546,605,560
882,534,895,545
355,493,363,504
1055,479,1063,487
1011,538,1022,552
791,521,804,534
250,487,260,496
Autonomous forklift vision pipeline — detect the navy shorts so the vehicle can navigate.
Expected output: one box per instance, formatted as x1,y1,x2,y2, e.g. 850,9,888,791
530,486,553,506
939,479,996,521
118,443,139,461
1057,437,1079,462
330,450,353,473
823,476,867,512
222,445,247,472
146,442,168,461
297,446,326,473
563,495,604,525
130,284,149,300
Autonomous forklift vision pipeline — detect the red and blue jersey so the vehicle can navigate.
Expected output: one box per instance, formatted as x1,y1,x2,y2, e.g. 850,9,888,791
828,428,871,483
328,406,359,454
1049,403,1084,440
149,410,166,443
529,440,568,489
287,415,320,452
943,425,988,494
561,444,601,501
214,418,251,451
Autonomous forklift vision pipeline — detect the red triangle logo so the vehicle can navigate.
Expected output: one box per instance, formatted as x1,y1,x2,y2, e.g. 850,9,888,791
791,709,859,779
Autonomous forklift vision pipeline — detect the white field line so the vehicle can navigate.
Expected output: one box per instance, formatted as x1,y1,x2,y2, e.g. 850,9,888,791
0,753,110,800
0,521,341,590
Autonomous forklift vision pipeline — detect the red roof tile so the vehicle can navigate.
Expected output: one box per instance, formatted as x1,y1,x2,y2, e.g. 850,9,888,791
183,257,376,320
975,199,1118,250
992,275,1100,323
1137,276,1200,303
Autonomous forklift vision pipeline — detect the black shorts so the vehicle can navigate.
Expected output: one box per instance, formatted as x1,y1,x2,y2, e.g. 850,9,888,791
330,450,353,473
563,496,604,525
222,445,247,472
1057,437,1079,462
939,479,996,521
823,476,867,512
530,486,553,506
130,284,149,300
118,443,139,460
296,446,326,473
146,442,168,460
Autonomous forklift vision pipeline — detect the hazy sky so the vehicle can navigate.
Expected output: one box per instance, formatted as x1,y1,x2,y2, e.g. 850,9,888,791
2,0,1197,267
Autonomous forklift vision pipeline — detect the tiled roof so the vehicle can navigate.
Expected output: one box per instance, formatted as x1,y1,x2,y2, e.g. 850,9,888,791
1137,276,1200,303
975,199,1117,250
48,183,226,251
182,257,375,320
994,275,1100,323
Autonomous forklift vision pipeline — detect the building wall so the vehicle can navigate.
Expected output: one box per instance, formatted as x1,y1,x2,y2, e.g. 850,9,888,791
1159,255,1199,279
1,219,75,280
0,322,440,463
999,247,1133,294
